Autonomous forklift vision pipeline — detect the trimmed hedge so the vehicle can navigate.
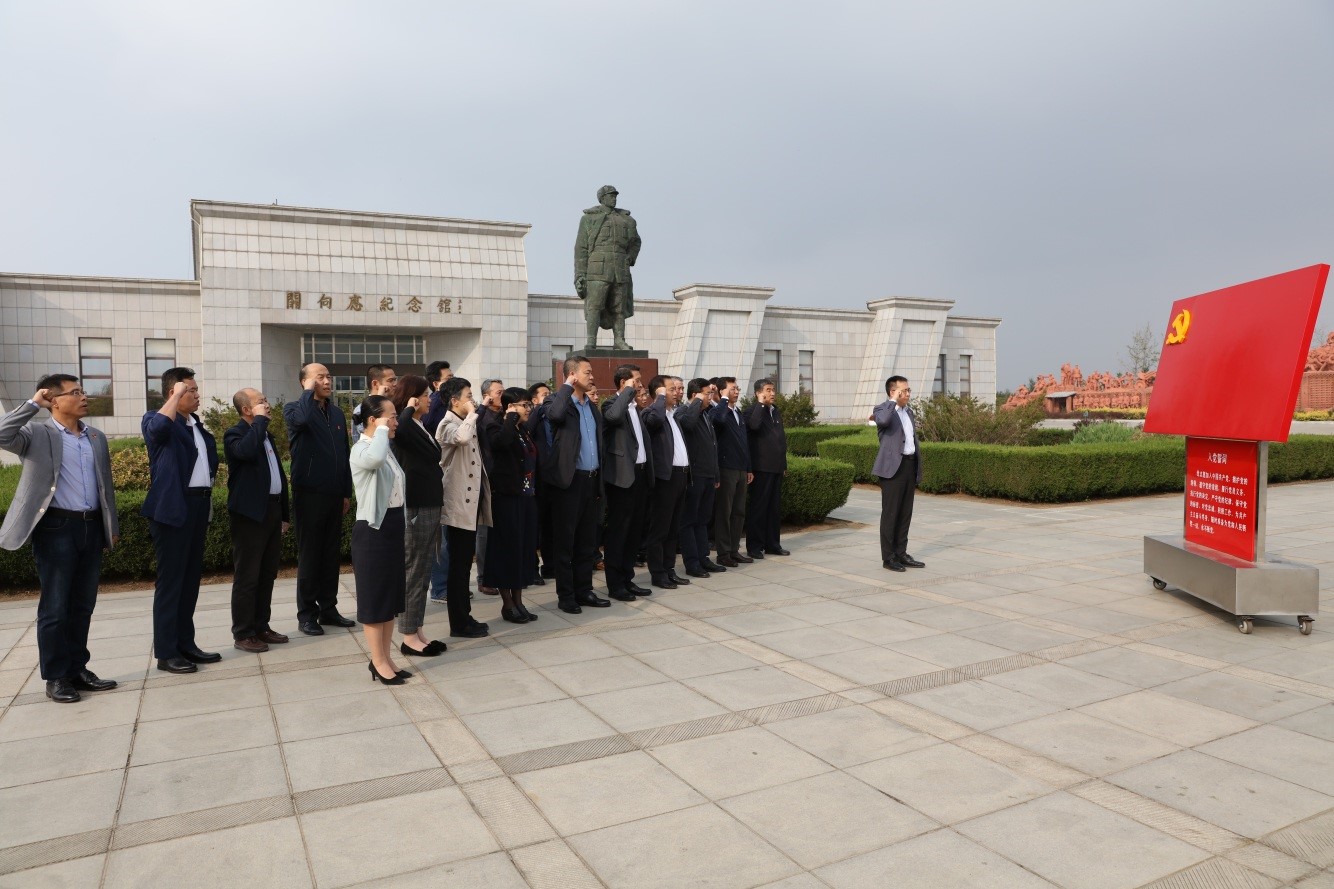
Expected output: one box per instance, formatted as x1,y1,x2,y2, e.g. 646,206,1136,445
782,456,855,523
785,424,868,456
1025,428,1076,446
815,433,1334,502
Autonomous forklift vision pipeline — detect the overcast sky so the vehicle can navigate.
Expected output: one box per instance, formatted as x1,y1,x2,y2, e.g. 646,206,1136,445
2,1,1331,387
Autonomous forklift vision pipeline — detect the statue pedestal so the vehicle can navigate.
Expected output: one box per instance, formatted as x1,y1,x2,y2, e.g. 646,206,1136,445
573,347,650,360
553,354,660,392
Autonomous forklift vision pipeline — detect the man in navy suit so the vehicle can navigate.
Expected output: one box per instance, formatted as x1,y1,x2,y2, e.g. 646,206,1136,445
709,376,752,567
872,375,925,572
142,367,220,673
744,378,788,558
224,388,291,654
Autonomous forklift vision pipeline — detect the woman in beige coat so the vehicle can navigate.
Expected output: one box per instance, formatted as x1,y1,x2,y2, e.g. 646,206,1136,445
435,377,492,639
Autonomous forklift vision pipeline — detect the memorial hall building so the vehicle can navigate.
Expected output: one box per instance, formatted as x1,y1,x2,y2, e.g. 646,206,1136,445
0,200,1001,437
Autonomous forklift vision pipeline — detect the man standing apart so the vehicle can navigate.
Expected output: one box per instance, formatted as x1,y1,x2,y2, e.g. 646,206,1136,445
545,356,610,613
708,376,752,567
284,363,355,636
0,375,120,702
142,367,220,673
225,388,290,653
873,376,925,572
600,364,653,600
744,378,789,558
642,376,692,589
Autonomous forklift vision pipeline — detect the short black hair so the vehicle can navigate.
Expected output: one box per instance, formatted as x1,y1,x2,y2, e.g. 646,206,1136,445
613,364,641,389
425,360,451,384
501,386,529,409
562,355,590,377
441,376,471,409
37,373,79,394
527,382,551,398
713,376,736,389
162,366,196,395
687,377,709,398
647,374,667,394
367,364,393,384
358,394,392,427
753,377,775,394
886,375,909,395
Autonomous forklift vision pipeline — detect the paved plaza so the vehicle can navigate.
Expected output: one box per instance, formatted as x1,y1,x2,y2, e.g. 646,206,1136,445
0,483,1331,889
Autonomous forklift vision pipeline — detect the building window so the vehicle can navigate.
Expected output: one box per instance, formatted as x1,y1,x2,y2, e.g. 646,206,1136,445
762,349,782,389
79,337,114,416
933,353,946,396
301,333,424,367
959,354,972,398
798,350,814,394
144,339,176,411
334,375,368,396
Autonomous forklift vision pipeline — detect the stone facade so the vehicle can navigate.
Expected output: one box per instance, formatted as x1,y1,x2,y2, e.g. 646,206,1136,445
0,200,1000,435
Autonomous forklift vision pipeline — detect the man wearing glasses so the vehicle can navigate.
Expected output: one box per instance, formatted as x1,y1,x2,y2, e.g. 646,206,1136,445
872,375,926,572
0,375,120,703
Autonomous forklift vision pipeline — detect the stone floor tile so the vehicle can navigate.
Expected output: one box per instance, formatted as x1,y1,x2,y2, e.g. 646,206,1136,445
0,687,141,741
283,722,441,792
993,710,1180,776
416,717,490,766
979,592,1079,616
264,662,377,705
568,803,800,889
754,874,828,889
507,634,624,667
0,854,106,889
1154,672,1327,722
103,817,310,889
850,742,1051,823
806,646,938,685
764,704,934,768
720,770,937,868
749,626,871,659
851,589,939,614
958,620,1081,652
349,852,529,888
596,623,710,653
538,654,670,696
258,632,364,665
635,642,766,679
461,698,615,758
704,610,813,637
1109,750,1334,838
439,669,569,715
1047,606,1160,634
1198,724,1334,795
774,600,882,625
1150,628,1291,664
578,680,726,733
416,644,529,681
984,662,1139,708
683,666,827,711
118,745,288,823
515,750,705,834
1080,689,1257,747
138,673,268,722
130,704,276,765
0,769,123,848
899,604,1006,631
901,680,1062,732
0,722,132,788
301,786,498,888
887,633,1017,668
956,791,1209,889
1059,646,1208,687
817,827,1059,888
1273,703,1334,742
649,726,831,799
832,614,943,645
272,687,409,743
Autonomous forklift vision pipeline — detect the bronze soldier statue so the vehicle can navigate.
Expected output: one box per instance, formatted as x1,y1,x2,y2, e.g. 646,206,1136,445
574,185,641,352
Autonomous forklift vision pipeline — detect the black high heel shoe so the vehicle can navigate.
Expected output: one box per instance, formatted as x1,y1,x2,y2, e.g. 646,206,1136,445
516,603,538,622
368,661,405,685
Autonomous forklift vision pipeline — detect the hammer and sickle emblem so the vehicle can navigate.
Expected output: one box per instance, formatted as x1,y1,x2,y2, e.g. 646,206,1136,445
1165,309,1192,345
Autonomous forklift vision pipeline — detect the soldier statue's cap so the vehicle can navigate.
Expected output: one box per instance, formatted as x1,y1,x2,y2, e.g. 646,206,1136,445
597,185,619,198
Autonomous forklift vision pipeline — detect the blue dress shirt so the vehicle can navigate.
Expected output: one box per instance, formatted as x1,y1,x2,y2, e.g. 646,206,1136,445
51,418,98,511
573,396,599,471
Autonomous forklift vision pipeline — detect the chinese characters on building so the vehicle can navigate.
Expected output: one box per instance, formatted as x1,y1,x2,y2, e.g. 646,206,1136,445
283,291,462,314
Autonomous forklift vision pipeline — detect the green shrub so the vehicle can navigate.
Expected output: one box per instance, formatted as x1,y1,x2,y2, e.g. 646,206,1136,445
738,386,820,428
914,394,1044,445
0,465,20,507
202,396,291,460
816,431,879,482
1269,435,1334,481
1024,428,1076,446
110,446,153,489
781,456,855,522
1071,421,1140,445
1293,410,1333,421
785,424,867,456
108,437,147,454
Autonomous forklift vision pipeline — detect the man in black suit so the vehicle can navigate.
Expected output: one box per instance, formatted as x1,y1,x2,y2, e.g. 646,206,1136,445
709,376,752,567
525,382,556,583
744,378,789,558
224,388,290,654
677,378,726,578
545,356,610,613
475,378,504,594
641,375,692,589
600,364,653,600
872,375,926,572
283,362,355,636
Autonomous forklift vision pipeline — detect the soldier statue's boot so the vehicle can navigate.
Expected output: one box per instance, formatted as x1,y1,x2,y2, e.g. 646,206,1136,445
582,318,600,353
611,320,632,351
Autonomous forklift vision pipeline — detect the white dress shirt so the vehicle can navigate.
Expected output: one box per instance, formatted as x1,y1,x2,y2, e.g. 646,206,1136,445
665,407,689,467
896,404,916,455
628,401,647,464
263,435,282,495
185,414,213,487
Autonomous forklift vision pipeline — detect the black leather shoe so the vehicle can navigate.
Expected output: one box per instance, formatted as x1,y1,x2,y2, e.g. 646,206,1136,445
686,567,711,579
501,607,527,624
732,551,754,564
745,551,765,560
898,554,926,568
767,547,791,556
651,575,678,590
46,678,80,703
157,657,198,673
470,620,490,632
626,581,652,596
883,560,907,572
299,621,324,636
701,559,727,573
668,571,692,586
530,576,547,586
558,601,583,614
716,554,739,568
72,669,118,692
450,625,489,638
608,589,638,601
319,612,356,628
575,592,611,608
181,648,222,664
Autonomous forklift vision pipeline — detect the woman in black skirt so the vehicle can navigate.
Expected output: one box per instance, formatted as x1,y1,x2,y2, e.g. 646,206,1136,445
485,387,540,623
349,395,410,685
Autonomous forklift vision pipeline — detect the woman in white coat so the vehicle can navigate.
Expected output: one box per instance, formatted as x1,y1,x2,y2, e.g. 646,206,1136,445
435,377,493,639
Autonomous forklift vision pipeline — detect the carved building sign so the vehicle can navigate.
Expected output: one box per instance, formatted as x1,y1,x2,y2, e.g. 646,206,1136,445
284,291,462,314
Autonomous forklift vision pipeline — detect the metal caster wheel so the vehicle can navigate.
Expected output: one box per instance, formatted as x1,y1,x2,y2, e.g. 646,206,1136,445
1298,617,1314,636
1151,578,1167,591
1237,618,1254,635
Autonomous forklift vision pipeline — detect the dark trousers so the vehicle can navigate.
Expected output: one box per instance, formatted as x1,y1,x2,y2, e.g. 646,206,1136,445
31,511,104,680
554,471,602,603
879,454,918,561
230,498,282,640
444,525,477,634
714,468,748,558
150,493,210,659
429,528,450,600
536,480,557,576
679,474,717,571
746,471,783,554
294,487,344,623
647,468,688,580
604,464,649,593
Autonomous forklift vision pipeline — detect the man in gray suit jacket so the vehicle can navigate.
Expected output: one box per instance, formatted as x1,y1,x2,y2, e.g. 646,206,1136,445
0,374,120,703
872,375,925,572
600,364,653,601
